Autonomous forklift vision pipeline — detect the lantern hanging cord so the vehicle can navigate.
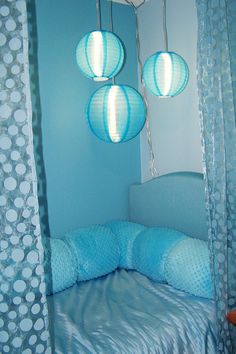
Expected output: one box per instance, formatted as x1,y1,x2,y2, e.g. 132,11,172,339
163,0,168,51
110,0,114,33
123,0,158,178
96,0,101,30
109,0,116,84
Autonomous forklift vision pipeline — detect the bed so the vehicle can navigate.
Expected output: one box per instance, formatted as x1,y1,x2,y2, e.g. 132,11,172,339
48,172,217,354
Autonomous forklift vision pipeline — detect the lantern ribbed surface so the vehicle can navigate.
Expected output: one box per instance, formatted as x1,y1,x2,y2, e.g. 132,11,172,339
143,51,189,97
76,30,124,81
86,85,146,143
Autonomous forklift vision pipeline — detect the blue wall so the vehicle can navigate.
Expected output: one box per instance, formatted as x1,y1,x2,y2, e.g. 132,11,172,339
35,0,140,237
138,0,202,181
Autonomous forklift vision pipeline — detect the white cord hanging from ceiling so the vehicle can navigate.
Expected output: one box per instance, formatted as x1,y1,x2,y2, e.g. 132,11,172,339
122,0,158,178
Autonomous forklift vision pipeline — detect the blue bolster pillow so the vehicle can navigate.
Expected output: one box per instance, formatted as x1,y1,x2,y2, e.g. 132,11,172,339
133,227,187,282
65,225,120,281
45,222,213,299
44,238,77,295
106,221,146,269
164,238,213,299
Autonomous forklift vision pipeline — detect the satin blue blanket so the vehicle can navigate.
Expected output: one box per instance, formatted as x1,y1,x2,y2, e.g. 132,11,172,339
48,270,216,354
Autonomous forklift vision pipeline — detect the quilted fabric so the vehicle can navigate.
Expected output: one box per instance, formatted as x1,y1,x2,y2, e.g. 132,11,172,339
106,221,146,269
164,238,213,299
133,228,187,282
65,225,120,281
44,238,77,295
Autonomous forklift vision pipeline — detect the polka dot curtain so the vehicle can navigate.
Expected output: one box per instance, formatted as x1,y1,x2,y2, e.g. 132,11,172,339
0,1,51,353
196,0,236,352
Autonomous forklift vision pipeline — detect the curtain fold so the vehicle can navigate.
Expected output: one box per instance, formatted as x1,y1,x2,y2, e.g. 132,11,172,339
196,0,236,352
0,0,51,352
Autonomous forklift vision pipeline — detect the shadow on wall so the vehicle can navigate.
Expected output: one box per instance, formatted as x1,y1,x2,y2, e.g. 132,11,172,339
27,0,50,239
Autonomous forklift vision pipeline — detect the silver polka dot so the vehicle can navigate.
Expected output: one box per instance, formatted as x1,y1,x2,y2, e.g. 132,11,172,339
0,136,12,150
20,319,33,332
13,280,26,293
0,33,7,46
0,330,9,343
0,104,11,119
27,250,38,264
0,196,7,206
0,6,10,16
4,177,17,191
29,334,37,345
5,19,16,32
9,38,22,51
12,248,24,262
12,337,23,348
6,209,18,222
14,109,26,122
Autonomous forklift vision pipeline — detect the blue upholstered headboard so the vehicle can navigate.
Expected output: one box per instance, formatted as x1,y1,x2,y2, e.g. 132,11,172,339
129,172,208,240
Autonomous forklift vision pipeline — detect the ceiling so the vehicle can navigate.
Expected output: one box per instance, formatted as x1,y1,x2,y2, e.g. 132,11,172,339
111,0,147,6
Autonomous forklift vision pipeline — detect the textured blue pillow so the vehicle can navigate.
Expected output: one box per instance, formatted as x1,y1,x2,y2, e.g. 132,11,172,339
133,228,187,282
106,221,146,269
65,225,120,281
44,238,77,295
44,222,213,299
164,238,213,299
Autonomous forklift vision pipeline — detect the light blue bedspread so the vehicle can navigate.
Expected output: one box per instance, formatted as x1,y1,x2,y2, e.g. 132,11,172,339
48,270,216,354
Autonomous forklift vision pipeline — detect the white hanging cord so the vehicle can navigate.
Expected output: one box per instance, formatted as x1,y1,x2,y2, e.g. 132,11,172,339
109,0,116,85
96,0,102,30
123,0,158,178
110,0,114,33
163,0,168,51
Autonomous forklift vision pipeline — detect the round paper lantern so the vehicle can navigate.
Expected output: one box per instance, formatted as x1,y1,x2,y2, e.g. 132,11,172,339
143,51,189,97
76,30,124,82
86,85,146,143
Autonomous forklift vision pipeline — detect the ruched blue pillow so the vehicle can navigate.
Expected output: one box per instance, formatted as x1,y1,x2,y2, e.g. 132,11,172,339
106,221,146,269
164,238,213,299
133,228,187,282
65,225,120,281
44,238,77,295
44,222,213,299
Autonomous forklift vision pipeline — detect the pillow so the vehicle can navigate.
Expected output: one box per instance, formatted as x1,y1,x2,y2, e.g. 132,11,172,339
164,238,213,299
44,222,213,299
65,225,120,281
44,238,77,295
133,227,187,282
106,221,146,269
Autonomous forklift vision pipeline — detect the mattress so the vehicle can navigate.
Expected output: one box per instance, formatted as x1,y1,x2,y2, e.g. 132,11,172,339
48,269,216,354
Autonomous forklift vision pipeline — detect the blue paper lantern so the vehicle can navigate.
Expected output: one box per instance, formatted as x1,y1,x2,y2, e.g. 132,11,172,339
143,51,189,97
76,30,124,82
86,85,146,143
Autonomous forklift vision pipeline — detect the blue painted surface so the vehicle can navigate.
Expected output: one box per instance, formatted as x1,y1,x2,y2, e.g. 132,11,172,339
138,0,202,180
129,172,208,240
35,0,140,236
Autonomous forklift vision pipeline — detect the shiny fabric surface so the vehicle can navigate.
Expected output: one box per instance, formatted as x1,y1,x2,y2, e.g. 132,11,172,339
0,0,51,351
49,270,216,354
196,0,236,352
